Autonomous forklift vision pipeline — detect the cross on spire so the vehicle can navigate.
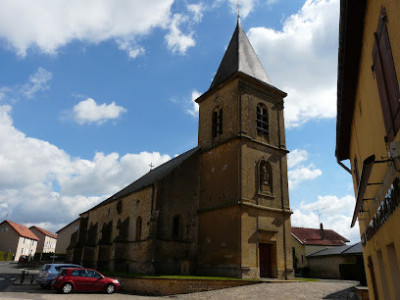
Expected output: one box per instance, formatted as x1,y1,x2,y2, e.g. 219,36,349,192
149,163,154,171
237,1,240,21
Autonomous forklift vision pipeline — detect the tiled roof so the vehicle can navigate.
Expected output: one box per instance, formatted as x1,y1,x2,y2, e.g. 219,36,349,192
307,242,363,257
30,226,57,239
292,226,349,246
2,220,39,241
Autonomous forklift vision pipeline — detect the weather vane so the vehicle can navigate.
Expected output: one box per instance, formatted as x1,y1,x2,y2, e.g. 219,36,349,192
237,1,240,21
149,163,154,171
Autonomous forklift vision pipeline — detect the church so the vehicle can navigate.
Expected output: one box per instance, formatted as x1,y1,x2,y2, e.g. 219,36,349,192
67,19,294,280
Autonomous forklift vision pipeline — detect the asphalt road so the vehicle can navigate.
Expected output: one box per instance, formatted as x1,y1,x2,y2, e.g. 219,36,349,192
0,261,39,292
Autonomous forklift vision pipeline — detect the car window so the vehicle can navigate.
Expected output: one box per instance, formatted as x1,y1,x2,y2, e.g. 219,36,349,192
72,270,87,277
60,269,67,276
42,265,51,271
87,270,102,279
55,266,62,272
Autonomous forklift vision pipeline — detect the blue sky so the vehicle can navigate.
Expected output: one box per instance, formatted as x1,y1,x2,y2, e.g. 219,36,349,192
0,0,359,242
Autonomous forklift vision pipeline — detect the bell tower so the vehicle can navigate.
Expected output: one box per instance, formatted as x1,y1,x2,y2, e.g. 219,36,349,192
195,19,293,279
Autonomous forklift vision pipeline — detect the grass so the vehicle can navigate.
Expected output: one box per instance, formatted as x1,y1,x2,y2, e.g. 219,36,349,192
102,271,258,281
294,277,319,282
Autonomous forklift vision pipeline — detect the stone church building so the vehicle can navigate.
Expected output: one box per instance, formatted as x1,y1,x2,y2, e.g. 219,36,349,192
67,20,294,280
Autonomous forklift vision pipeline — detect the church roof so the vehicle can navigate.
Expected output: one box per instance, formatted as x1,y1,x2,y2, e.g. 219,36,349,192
210,19,271,90
85,147,200,213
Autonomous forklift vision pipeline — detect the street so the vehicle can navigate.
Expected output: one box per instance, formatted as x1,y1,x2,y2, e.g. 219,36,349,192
0,262,360,299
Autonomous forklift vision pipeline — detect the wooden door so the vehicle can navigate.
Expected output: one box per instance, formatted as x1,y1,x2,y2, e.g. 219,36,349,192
259,243,272,278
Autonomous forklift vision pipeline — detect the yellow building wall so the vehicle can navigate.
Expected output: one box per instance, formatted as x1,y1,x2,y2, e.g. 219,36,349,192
349,1,400,299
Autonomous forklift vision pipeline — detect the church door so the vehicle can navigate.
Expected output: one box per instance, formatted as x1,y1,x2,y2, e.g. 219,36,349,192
259,243,273,278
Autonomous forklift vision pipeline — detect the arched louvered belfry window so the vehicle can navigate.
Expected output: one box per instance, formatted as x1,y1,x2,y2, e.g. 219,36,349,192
173,215,183,240
259,160,272,193
136,216,142,241
257,103,269,139
212,107,223,138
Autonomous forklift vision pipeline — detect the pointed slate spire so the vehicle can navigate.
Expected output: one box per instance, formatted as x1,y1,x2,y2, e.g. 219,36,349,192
210,19,271,89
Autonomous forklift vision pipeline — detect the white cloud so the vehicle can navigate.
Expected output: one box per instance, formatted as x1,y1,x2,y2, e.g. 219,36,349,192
187,3,205,23
165,14,196,54
73,98,127,125
291,195,360,243
22,67,53,98
0,104,171,233
287,149,308,168
0,0,177,57
116,40,145,59
288,164,322,189
287,149,322,189
187,90,201,116
248,0,339,128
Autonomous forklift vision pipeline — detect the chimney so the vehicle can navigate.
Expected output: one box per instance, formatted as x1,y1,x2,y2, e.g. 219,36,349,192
320,223,325,240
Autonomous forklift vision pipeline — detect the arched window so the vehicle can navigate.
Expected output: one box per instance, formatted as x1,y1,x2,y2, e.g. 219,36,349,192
136,217,142,241
173,215,183,240
259,160,272,193
257,104,269,139
212,107,223,138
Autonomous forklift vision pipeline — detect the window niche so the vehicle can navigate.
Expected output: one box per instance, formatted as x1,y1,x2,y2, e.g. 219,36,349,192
136,216,142,241
258,160,273,196
172,215,183,241
212,107,223,138
256,103,269,139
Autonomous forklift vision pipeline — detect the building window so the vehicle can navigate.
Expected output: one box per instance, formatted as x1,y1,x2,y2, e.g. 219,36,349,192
257,103,269,139
212,107,223,138
21,248,24,254
259,160,273,193
173,215,183,240
372,7,400,143
135,217,142,241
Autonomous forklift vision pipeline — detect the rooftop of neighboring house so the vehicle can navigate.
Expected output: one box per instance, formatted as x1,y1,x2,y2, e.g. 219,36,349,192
0,220,39,240
307,242,363,257
292,223,350,246
30,225,57,239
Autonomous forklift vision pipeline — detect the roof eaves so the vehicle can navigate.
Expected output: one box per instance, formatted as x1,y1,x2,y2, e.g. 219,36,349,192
335,0,367,161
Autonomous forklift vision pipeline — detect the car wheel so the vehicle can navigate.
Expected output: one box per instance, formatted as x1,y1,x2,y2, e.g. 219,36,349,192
106,284,115,294
61,283,73,294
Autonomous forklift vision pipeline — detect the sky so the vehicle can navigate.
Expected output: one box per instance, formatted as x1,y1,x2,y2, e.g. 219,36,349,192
0,0,360,243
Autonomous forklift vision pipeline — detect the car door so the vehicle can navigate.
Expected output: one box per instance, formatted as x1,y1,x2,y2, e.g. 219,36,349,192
71,269,88,291
86,270,104,292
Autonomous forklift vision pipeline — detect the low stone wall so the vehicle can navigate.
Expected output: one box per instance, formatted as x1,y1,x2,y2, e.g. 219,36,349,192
116,277,260,295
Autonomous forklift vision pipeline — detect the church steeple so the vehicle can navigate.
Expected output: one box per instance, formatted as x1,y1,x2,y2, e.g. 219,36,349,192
210,20,271,89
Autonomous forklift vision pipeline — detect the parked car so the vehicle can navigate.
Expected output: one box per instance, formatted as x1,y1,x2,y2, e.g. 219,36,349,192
36,263,83,288
51,268,121,294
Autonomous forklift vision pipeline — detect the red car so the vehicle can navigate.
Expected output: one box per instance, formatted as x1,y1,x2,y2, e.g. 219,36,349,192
51,268,121,294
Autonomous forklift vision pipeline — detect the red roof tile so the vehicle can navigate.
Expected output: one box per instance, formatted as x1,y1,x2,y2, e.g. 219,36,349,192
30,226,58,239
2,220,39,241
292,226,349,246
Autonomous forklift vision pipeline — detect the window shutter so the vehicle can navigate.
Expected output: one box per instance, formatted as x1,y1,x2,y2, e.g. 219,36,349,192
373,7,400,143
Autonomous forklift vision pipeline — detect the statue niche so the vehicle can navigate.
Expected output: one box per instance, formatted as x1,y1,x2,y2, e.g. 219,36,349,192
259,160,272,194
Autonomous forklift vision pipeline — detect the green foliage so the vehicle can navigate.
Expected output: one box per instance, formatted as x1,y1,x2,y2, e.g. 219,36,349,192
6,252,13,261
0,251,4,261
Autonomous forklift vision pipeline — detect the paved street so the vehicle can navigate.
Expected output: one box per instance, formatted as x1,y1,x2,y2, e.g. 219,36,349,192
0,262,359,299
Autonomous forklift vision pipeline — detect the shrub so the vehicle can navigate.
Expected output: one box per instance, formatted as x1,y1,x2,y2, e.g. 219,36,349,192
6,252,13,261
0,251,4,261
